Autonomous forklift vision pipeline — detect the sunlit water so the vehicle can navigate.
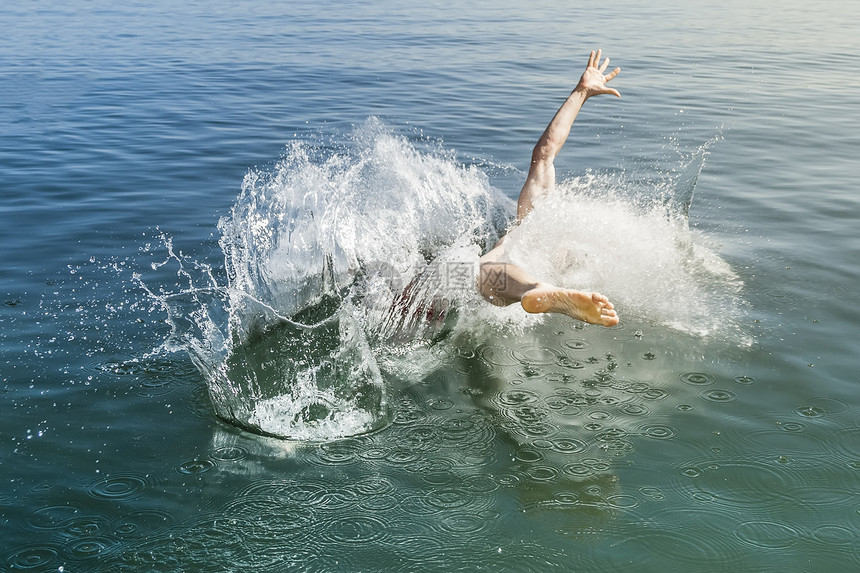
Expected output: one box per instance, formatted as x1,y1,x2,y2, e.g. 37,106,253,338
2,0,859,571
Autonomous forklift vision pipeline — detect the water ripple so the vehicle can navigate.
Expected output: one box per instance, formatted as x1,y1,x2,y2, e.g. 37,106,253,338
61,515,111,539
478,345,519,366
87,474,148,500
210,445,249,462
26,505,83,529
425,488,475,510
679,371,716,385
440,512,491,534
670,459,801,511
221,494,314,540
319,514,388,544
563,338,592,351
5,545,61,570
605,512,743,568
640,424,677,439
735,520,801,549
176,459,216,475
511,344,560,365
64,536,116,560
812,524,856,545
700,389,738,403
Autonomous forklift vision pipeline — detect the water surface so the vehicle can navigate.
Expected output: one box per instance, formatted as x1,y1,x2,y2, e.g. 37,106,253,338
2,0,859,570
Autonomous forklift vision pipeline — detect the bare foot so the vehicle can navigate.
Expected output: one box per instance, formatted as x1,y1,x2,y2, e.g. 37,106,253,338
520,285,619,327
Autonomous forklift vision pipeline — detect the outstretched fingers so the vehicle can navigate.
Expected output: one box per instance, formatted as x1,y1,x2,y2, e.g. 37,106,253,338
599,56,610,73
604,66,621,82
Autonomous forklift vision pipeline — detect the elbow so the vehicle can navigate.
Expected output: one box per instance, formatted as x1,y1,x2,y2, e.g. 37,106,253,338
532,140,558,165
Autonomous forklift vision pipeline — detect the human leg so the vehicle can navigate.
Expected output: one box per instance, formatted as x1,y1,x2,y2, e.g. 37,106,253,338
478,243,619,327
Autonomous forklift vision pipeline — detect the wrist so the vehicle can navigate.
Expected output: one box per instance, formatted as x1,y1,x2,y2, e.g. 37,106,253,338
569,87,589,102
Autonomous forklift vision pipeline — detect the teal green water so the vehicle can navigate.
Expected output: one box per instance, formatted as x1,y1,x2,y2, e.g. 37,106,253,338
2,0,859,570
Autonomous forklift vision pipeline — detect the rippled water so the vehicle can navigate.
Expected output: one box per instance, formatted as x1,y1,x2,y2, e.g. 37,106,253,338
3,0,859,570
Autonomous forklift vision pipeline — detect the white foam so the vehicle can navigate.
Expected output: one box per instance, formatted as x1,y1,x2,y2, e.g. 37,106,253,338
504,174,746,340
150,119,748,441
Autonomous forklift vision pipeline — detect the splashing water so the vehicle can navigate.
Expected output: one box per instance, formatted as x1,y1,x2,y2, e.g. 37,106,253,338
504,143,746,340
152,119,509,440
147,121,745,440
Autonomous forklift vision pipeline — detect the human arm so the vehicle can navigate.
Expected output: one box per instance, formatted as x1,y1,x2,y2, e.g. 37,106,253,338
516,50,621,220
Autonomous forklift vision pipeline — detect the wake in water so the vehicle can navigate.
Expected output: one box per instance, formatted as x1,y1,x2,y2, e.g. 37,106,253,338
145,119,745,440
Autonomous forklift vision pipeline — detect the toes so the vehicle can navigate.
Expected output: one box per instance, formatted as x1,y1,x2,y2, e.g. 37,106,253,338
591,292,614,309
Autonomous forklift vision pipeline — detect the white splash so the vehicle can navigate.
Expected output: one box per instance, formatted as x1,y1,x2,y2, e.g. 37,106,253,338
150,120,747,441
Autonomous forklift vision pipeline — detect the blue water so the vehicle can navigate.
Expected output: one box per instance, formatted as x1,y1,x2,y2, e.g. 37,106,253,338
3,0,860,570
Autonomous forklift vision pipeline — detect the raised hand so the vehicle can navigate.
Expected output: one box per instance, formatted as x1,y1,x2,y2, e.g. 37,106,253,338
575,49,621,99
